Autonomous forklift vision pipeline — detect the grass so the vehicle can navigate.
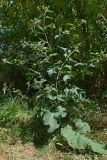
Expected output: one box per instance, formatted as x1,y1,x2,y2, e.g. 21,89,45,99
0,99,36,143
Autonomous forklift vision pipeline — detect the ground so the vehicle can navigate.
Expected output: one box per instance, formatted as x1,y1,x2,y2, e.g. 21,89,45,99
0,141,104,160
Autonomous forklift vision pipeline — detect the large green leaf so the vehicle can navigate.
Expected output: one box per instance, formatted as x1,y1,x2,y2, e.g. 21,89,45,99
89,140,107,155
61,125,88,150
43,106,67,133
61,125,107,154
75,119,90,134
43,110,59,133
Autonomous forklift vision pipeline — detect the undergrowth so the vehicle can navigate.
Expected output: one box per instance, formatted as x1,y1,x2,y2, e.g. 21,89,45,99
0,100,36,143
0,99,51,146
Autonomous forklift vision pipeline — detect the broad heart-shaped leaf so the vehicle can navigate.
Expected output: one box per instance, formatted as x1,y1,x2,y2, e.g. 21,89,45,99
75,119,90,134
43,110,59,133
61,125,107,154
61,125,87,149
43,107,67,133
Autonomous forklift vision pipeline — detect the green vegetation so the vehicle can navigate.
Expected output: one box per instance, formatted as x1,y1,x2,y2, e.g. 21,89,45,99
1,0,107,159
0,100,35,143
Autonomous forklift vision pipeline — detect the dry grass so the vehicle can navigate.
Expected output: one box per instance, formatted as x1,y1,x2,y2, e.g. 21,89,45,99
0,142,37,160
0,142,102,160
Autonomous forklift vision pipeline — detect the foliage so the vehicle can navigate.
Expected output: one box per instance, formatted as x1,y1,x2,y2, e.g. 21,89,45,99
0,100,36,142
0,0,107,155
43,106,67,133
61,123,107,154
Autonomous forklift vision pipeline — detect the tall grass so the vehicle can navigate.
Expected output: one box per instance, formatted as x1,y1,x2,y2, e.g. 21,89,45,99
0,99,50,145
0,100,36,143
